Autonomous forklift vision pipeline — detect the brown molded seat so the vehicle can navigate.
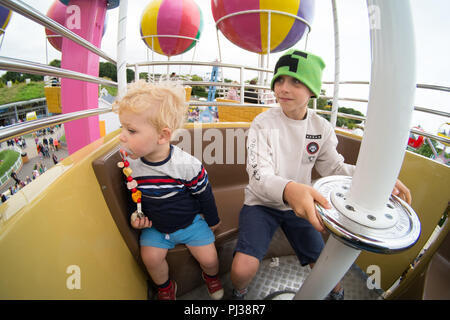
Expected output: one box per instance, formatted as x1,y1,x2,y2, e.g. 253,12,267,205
92,127,251,296
92,126,361,297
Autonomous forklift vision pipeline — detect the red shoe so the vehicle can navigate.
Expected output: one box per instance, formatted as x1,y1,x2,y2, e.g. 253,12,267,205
157,280,177,300
202,272,224,300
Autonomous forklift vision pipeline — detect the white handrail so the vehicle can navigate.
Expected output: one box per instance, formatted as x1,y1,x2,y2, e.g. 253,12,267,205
0,0,116,65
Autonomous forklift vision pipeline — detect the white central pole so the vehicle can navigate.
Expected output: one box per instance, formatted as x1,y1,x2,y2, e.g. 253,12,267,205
347,0,416,212
294,237,360,299
294,0,416,300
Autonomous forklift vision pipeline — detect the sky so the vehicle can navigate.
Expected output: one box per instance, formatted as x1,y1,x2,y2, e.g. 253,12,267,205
0,0,448,135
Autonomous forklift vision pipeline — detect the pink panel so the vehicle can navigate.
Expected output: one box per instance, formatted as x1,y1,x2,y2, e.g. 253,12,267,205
60,0,106,155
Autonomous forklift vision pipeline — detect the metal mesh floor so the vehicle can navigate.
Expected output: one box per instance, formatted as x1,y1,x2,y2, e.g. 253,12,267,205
179,255,383,300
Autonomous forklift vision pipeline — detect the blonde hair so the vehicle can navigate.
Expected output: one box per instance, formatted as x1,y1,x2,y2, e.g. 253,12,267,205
113,80,187,133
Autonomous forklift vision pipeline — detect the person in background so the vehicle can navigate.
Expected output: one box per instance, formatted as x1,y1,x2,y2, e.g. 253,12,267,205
226,81,240,101
244,79,259,104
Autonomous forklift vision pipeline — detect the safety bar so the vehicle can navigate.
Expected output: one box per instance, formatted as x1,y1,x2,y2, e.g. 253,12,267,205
0,56,117,87
320,95,450,118
0,107,112,143
0,0,116,65
324,80,450,93
132,60,449,118
0,56,446,145
1,102,449,146
129,60,271,74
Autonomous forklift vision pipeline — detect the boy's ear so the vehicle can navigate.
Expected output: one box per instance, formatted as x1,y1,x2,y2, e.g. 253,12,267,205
158,128,172,144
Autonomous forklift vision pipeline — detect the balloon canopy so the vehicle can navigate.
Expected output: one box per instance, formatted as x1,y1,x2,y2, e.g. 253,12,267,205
211,0,314,54
140,0,203,57
0,5,12,35
46,0,108,52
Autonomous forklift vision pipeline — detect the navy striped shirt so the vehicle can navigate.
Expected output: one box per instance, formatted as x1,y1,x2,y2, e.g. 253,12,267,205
127,145,219,234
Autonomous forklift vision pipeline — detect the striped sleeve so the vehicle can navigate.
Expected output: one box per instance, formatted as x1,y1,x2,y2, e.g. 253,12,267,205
184,164,219,227
184,166,209,194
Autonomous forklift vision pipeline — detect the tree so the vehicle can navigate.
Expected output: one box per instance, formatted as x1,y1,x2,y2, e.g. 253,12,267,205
310,96,365,129
49,59,61,68
126,68,135,83
99,62,117,81
1,71,22,83
191,74,207,97
99,61,135,83
1,71,43,83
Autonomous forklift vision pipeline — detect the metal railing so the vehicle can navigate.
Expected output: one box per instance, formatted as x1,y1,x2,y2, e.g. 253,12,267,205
0,0,116,65
0,2,448,150
0,107,112,143
0,62,448,145
0,56,117,87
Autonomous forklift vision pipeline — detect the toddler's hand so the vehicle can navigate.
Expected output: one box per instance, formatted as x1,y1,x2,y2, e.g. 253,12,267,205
209,221,221,232
131,215,152,229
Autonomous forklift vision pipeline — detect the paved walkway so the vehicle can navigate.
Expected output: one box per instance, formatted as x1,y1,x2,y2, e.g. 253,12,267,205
0,126,69,196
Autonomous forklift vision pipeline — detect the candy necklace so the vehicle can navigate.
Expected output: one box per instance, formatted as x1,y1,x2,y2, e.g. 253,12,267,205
118,149,144,222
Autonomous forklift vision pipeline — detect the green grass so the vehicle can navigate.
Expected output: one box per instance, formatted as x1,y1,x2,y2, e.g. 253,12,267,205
0,82,45,105
0,149,20,177
101,85,117,97
0,81,117,106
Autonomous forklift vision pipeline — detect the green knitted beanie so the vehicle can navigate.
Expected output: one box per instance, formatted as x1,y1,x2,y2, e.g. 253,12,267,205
271,49,325,98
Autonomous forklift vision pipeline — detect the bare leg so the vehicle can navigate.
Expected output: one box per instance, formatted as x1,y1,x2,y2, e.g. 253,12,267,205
140,246,169,285
187,243,219,276
231,252,260,290
188,243,224,299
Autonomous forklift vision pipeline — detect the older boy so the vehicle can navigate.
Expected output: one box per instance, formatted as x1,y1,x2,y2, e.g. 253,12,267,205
230,49,411,300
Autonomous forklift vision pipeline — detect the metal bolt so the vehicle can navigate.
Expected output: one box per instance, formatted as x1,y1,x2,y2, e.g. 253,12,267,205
345,205,355,212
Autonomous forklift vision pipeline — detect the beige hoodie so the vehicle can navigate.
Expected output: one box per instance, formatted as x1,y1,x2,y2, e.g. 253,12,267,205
244,106,355,211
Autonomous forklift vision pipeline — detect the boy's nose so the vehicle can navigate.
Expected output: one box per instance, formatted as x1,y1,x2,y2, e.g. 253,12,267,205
279,82,287,90
278,81,290,92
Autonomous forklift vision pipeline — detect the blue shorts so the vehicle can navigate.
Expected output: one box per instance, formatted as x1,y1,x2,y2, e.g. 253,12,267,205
140,214,215,249
234,205,325,266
